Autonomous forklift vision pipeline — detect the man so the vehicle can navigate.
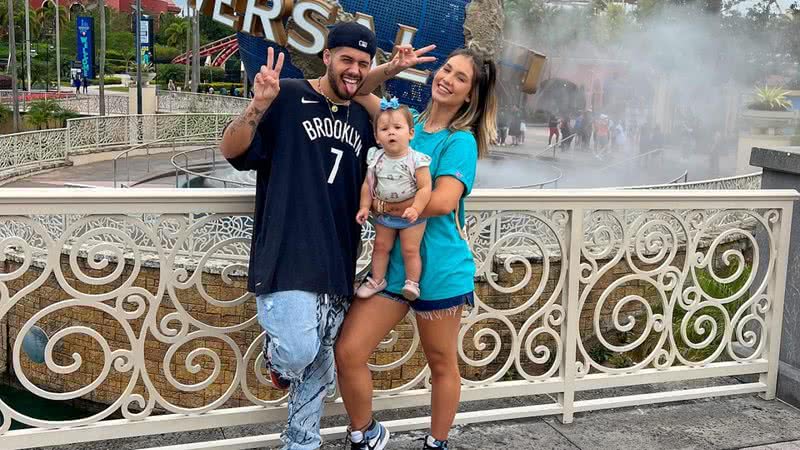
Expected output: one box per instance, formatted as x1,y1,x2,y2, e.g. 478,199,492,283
220,22,379,449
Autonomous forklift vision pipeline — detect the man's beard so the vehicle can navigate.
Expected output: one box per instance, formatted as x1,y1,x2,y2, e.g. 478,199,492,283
327,68,361,101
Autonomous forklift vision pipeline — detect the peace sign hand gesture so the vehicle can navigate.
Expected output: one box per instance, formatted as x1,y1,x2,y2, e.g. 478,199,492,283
253,47,285,107
388,44,437,74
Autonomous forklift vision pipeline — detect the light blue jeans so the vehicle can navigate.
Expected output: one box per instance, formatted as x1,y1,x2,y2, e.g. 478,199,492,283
256,290,350,450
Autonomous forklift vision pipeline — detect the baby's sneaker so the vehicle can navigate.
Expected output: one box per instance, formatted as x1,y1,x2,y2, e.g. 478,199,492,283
356,276,387,298
402,280,420,301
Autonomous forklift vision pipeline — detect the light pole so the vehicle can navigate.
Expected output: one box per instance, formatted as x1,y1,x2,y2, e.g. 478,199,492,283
8,0,21,131
24,0,31,91
134,0,142,114
98,0,105,115
55,0,61,92
191,5,200,93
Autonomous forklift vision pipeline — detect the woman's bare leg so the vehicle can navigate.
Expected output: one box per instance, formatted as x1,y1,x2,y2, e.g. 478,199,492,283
335,294,409,430
416,307,463,441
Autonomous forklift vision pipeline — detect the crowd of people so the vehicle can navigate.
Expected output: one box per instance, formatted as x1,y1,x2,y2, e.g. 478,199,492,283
495,106,526,146
494,107,667,158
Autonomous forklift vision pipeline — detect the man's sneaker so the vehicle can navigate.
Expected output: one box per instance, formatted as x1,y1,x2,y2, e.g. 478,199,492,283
348,419,390,450
356,276,387,298
262,341,290,390
422,435,449,449
402,279,420,301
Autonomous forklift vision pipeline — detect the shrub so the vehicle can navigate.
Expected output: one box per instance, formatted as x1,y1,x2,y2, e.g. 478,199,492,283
26,100,78,129
154,44,182,64
748,85,791,111
155,64,187,85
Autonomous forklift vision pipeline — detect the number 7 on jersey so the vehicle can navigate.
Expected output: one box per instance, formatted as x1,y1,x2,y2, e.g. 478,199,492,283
328,148,343,184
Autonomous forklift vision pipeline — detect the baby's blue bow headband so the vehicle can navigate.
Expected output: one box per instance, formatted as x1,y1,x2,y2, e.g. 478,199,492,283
379,97,400,111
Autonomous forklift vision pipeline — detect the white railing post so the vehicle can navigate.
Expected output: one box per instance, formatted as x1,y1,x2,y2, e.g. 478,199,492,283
559,206,584,424
759,200,795,399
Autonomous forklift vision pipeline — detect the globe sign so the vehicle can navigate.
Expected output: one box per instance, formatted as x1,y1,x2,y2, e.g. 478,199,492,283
237,0,471,111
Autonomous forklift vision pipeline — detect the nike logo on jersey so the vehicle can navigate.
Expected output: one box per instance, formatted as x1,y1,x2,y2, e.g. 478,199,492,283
301,97,320,104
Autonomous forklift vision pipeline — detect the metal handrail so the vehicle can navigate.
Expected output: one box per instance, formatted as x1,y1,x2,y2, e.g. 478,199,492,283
620,171,762,190
507,166,564,189
170,147,253,188
112,132,219,188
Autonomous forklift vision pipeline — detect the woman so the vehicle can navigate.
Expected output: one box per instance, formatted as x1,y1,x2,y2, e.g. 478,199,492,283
336,47,498,450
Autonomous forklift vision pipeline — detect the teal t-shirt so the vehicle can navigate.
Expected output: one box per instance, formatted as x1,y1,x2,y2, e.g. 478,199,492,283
384,112,477,301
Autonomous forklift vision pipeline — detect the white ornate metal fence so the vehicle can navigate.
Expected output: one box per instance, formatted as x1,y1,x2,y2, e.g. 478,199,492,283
67,114,234,153
156,92,250,114
0,188,794,449
0,129,69,173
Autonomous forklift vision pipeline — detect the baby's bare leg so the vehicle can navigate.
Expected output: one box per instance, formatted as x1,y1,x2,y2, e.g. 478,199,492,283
398,222,426,282
371,224,398,281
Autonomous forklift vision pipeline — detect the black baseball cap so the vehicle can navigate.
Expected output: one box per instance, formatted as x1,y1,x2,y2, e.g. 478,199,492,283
326,22,377,58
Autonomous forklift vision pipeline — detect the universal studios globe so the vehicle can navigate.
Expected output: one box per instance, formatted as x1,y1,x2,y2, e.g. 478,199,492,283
237,0,484,111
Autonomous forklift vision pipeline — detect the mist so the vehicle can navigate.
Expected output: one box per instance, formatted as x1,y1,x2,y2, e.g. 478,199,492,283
484,1,796,188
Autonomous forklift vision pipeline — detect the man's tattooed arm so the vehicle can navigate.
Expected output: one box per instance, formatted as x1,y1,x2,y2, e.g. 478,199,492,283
219,101,270,159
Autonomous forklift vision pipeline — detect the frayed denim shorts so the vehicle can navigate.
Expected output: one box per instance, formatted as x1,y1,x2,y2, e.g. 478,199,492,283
378,290,474,319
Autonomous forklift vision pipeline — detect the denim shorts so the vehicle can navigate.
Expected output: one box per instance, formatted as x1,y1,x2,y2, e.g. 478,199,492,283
378,290,474,313
375,214,426,230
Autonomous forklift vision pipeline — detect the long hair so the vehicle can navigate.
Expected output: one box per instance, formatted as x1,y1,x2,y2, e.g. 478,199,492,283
418,48,498,158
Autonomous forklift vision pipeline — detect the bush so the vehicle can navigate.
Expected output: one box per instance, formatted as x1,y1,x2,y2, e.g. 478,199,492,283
155,64,187,85
93,76,122,85
200,66,225,83
748,85,791,111
154,44,182,64
26,100,79,129
198,82,244,95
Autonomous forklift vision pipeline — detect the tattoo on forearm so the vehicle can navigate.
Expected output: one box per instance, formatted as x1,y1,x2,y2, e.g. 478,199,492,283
226,105,265,140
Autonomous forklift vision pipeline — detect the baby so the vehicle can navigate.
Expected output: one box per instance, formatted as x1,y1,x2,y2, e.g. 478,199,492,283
356,97,432,300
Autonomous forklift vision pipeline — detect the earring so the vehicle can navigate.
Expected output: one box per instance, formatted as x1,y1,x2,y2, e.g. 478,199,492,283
466,98,470,103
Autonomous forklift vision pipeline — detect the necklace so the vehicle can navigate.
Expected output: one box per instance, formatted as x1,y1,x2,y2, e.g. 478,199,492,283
317,78,350,123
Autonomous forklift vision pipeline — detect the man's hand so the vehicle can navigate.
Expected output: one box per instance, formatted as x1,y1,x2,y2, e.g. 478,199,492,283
387,44,437,75
356,207,370,225
402,206,419,223
253,47,284,107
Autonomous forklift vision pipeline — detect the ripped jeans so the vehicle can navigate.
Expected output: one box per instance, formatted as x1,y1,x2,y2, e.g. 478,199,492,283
256,291,350,450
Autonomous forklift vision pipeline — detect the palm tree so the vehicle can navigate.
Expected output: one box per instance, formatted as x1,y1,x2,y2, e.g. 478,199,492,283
164,17,190,89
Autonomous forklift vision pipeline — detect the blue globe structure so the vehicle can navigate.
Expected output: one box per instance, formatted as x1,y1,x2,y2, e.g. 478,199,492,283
237,0,471,111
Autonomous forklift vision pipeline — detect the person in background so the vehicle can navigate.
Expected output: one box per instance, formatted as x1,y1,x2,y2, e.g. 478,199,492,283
560,114,572,150
548,113,560,146
497,108,509,146
168,79,177,91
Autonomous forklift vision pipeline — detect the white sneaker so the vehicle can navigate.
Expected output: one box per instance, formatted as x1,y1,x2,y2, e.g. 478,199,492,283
348,420,390,450
402,280,420,301
356,276,387,298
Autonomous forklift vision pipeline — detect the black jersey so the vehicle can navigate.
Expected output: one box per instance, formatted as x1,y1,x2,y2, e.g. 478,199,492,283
227,79,375,297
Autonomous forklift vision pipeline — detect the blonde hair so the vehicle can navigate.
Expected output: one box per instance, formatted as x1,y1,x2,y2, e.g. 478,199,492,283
418,48,498,158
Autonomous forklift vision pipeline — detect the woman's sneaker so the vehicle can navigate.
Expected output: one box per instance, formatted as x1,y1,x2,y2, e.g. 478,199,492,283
356,277,387,298
422,435,449,449
348,419,390,450
402,280,420,301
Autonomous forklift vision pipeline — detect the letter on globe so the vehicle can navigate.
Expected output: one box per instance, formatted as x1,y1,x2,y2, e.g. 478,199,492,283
241,0,293,46
287,0,338,54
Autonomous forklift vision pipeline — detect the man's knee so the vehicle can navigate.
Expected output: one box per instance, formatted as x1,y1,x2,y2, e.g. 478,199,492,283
270,332,319,379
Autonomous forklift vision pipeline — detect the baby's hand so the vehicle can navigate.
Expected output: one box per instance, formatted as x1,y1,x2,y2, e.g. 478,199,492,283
402,207,419,223
356,207,370,225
